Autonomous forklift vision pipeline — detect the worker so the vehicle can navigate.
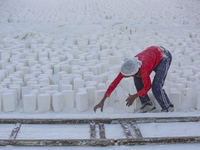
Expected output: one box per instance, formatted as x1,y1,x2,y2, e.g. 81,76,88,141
94,46,174,113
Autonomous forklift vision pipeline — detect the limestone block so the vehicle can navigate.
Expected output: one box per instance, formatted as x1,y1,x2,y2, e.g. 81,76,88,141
62,90,74,109
52,92,64,112
73,78,84,93
121,78,133,93
85,81,98,87
186,81,198,108
86,86,97,107
60,84,72,91
20,67,30,74
83,73,94,81
9,84,21,100
39,87,51,94
49,85,59,91
50,74,60,85
61,64,71,73
23,94,36,113
2,93,16,112
22,86,32,100
92,75,103,84
76,92,88,112
170,91,181,110
5,89,17,106
181,88,193,110
37,93,51,113
98,83,106,90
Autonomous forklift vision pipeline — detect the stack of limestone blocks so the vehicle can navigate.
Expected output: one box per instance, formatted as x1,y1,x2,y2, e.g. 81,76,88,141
0,31,200,114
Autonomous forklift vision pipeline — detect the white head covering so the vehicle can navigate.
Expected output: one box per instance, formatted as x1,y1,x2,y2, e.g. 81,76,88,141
120,57,142,76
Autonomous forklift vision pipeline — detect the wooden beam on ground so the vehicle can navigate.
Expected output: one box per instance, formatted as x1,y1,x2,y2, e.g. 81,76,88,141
9,123,21,139
99,123,106,139
0,118,112,124
90,123,96,139
121,122,133,138
112,116,200,124
0,139,115,146
130,122,143,138
117,136,200,145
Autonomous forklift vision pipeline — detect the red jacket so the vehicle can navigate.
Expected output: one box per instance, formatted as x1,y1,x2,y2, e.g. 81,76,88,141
105,46,164,97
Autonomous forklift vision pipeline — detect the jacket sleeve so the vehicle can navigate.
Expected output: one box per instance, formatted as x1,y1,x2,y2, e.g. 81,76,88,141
105,72,123,97
137,72,151,97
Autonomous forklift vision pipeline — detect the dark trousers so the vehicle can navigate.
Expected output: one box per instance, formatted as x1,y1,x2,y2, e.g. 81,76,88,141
134,47,173,109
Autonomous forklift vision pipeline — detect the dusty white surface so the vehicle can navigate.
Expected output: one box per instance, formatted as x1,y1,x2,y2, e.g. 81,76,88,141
139,122,200,138
17,124,90,139
0,124,15,139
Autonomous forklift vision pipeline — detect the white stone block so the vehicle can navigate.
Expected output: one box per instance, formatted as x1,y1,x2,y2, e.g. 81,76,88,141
50,74,60,85
2,93,16,112
9,84,21,100
22,86,32,100
62,90,74,109
20,67,30,74
170,91,181,110
86,86,97,107
39,87,51,94
23,94,36,113
52,92,64,112
98,83,106,90
181,88,193,110
49,85,59,91
121,78,133,93
73,78,84,92
5,89,17,106
60,84,72,91
61,64,71,73
116,86,127,105
92,75,103,84
37,93,51,113
76,92,88,112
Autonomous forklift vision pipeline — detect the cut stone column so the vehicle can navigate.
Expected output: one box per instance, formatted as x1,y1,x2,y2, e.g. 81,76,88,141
3,93,16,112
52,92,64,112
37,93,51,113
23,94,36,113
76,92,88,112
62,90,74,109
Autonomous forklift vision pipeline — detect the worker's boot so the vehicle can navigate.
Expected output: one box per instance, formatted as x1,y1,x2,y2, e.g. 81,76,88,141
161,106,174,112
139,104,156,113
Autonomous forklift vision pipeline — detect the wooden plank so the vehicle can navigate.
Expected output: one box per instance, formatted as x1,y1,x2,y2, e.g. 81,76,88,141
99,123,106,139
0,139,115,146
0,116,199,124
121,123,133,138
117,136,200,145
9,123,21,139
112,116,200,124
90,123,96,139
0,118,111,124
130,122,142,138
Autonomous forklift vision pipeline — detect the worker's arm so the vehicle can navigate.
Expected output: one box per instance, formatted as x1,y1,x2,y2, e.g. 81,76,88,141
94,95,107,112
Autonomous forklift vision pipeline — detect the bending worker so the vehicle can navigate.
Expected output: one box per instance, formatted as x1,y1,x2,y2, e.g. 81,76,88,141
94,46,174,113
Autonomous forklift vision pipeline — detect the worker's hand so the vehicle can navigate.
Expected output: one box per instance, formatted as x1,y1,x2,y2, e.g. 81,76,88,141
94,101,104,113
126,93,139,107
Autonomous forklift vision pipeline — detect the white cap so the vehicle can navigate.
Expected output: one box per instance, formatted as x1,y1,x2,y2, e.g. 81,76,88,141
120,57,142,76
